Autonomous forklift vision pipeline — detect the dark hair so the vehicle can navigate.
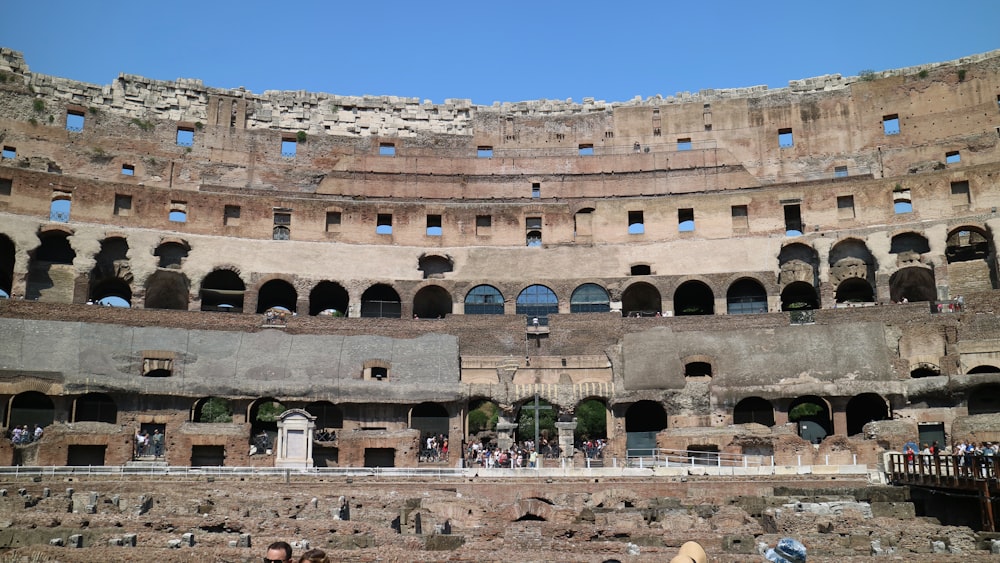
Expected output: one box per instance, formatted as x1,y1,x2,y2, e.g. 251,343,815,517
268,541,292,560
297,548,330,563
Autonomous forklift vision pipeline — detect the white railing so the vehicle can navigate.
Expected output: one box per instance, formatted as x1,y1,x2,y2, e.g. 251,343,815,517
625,448,859,469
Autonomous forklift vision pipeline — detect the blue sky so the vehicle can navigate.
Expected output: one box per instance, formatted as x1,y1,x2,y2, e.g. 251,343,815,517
2,1,997,105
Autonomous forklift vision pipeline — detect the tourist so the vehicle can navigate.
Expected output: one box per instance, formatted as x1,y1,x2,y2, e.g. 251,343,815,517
764,537,807,562
264,540,293,563
297,548,330,563
152,429,164,457
32,424,42,442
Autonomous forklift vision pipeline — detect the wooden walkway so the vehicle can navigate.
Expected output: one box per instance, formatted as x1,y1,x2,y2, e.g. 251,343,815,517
887,453,999,531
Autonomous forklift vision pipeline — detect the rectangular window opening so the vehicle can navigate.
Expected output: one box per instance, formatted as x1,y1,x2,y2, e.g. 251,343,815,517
678,208,695,232
378,143,396,156
176,127,194,146
281,139,297,158
778,128,794,148
946,151,961,164
121,164,135,176
476,215,492,236
731,205,748,230
273,212,291,226
0,178,11,197
883,114,900,136
376,213,393,235
114,194,132,217
893,189,912,214
677,138,692,151
950,180,971,205
784,204,803,235
426,214,442,236
325,211,341,232
531,182,540,199
578,144,594,156
628,210,645,235
1,146,15,159
66,110,85,132
834,165,848,178
50,196,72,223
526,216,542,247
837,195,855,220
224,205,241,226
477,146,493,158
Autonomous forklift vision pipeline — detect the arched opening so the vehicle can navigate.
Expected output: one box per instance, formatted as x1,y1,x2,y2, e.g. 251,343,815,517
8,391,55,428
200,269,245,312
154,241,189,269
89,237,130,301
90,277,132,306
418,255,453,279
788,396,832,443
309,281,349,316
0,234,16,298
778,243,820,286
845,393,890,436
946,226,997,290
464,285,504,315
574,208,595,240
674,280,714,316
781,281,819,311
624,400,667,455
516,398,556,445
467,399,500,445
73,393,117,423
574,398,608,446
411,402,449,460
968,384,1000,415
249,398,285,452
192,397,233,423
26,230,76,302
361,283,401,318
621,281,661,317
256,279,297,313
889,267,936,303
835,278,875,304
413,285,453,319
733,397,774,426
911,364,940,378
727,278,768,315
571,283,610,313
515,284,558,320
684,362,712,377
889,232,931,255
967,365,1000,374
305,401,343,430
144,270,190,310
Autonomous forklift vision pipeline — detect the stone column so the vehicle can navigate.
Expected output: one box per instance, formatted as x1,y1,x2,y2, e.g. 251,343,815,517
495,419,517,451
555,420,577,460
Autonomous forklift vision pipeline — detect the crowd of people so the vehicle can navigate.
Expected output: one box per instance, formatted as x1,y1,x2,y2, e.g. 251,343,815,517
134,428,165,458
420,434,449,462
903,438,997,476
464,438,563,468
7,424,43,445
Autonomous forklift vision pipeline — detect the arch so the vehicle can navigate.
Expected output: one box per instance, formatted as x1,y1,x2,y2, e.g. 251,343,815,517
781,281,819,310
32,231,75,264
0,234,16,297
835,278,874,303
411,402,449,451
73,392,117,423
8,391,55,428
967,365,1000,374
200,269,245,312
788,395,832,443
574,397,608,443
465,285,504,315
845,393,890,436
27,230,76,301
256,279,297,313
733,397,774,426
418,255,453,279
889,267,936,303
515,284,559,318
305,401,343,429
570,283,610,313
361,283,401,318
684,361,712,377
624,400,666,455
889,232,930,255
413,285,453,319
829,239,876,297
192,397,233,423
911,363,940,378
248,398,285,446
90,277,132,306
968,384,1000,415
144,270,190,310
778,243,820,289
674,280,714,316
622,281,661,317
515,397,556,443
727,278,768,315
946,226,998,291
467,399,500,437
154,241,189,269
309,281,349,316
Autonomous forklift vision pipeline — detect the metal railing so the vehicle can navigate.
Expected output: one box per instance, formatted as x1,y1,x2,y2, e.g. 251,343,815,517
625,447,859,469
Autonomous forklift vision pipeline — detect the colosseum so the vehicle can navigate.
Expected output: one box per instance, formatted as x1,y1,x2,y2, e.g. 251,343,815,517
1,46,999,560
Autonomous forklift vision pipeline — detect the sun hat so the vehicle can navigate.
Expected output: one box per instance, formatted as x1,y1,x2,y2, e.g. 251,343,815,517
765,538,806,563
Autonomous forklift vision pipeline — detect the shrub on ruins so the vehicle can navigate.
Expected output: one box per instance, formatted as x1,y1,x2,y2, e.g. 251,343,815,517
297,130,307,143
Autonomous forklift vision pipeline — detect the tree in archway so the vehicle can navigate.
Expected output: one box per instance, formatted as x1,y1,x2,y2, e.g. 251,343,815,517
517,402,556,442
574,399,607,441
256,401,285,422
789,402,824,420
468,402,499,435
198,398,232,423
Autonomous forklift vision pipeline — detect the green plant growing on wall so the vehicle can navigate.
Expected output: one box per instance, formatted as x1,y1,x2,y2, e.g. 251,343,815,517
47,115,54,123
32,99,45,112
918,69,929,79
858,69,876,81
28,117,37,126
194,121,203,130
296,130,307,143
130,118,155,132
957,69,967,82
88,106,100,115
198,397,233,423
